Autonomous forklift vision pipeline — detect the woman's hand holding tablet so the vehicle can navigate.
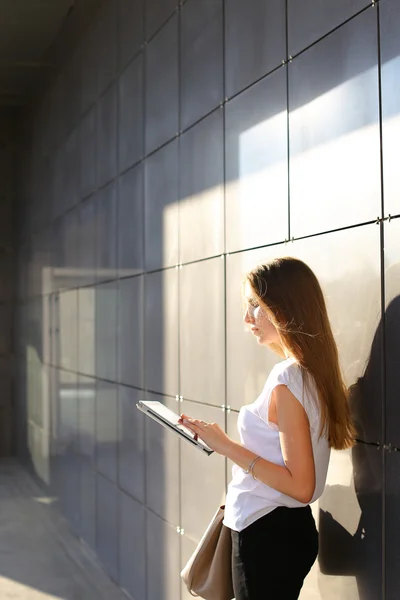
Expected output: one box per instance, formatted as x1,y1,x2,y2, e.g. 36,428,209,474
136,401,214,456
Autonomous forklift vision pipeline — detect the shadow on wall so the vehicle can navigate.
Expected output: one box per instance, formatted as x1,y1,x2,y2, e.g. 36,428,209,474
317,290,400,600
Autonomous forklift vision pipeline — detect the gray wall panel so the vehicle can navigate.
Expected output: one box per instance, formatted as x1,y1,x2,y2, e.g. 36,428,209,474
96,181,117,283
80,21,98,114
118,164,144,277
95,0,118,97
96,381,118,483
78,197,97,287
118,0,144,70
79,108,97,200
95,281,117,382
118,55,144,174
52,145,65,219
54,371,80,533
225,0,286,98
144,139,179,271
97,84,118,188
78,375,96,463
179,258,225,405
80,458,96,549
179,109,224,263
145,269,178,397
78,287,96,377
119,491,146,599
0,254,17,302
118,385,145,503
145,0,177,40
64,129,79,211
59,289,78,373
180,0,223,130
63,209,80,288
384,218,400,448
146,509,181,600
117,276,144,388
96,473,119,581
0,305,12,355
288,0,370,57
380,0,400,218
289,8,380,237
225,67,288,253
145,15,179,154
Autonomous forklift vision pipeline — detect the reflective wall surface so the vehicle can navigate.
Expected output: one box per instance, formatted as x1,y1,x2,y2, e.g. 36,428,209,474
15,1,400,599
0,109,16,458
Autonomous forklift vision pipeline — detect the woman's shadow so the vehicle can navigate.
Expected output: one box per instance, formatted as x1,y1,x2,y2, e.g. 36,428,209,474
317,292,400,600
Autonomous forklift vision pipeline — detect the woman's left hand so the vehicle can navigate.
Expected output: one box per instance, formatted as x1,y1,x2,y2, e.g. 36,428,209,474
179,414,233,456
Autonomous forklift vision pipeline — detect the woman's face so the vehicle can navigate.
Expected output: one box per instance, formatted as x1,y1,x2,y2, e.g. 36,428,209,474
243,281,281,347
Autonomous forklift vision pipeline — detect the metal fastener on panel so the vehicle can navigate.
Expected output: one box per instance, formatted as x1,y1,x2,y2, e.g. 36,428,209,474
180,528,185,535
384,443,396,452
226,406,231,413
180,395,183,402
176,526,181,534
175,395,179,402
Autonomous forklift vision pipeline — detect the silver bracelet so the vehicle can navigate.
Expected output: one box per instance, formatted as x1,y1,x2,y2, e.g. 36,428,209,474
250,456,262,480
244,455,261,476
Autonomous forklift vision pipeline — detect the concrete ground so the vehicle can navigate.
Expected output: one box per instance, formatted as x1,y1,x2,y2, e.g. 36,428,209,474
0,460,127,600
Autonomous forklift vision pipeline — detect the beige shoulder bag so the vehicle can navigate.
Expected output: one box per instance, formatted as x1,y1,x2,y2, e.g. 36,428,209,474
181,505,234,600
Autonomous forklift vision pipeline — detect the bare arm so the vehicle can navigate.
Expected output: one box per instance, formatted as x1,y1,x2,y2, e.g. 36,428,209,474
181,384,316,503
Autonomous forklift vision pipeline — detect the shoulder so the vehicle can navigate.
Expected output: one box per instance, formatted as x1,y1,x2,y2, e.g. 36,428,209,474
269,358,303,390
271,384,309,424
271,359,320,421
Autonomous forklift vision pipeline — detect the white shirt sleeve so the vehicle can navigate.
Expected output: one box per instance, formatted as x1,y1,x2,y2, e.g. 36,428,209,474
257,362,308,428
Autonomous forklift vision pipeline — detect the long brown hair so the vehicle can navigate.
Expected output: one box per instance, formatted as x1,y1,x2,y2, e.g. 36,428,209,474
246,257,355,450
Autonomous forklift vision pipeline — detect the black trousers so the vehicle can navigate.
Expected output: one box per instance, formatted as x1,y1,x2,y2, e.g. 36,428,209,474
231,506,318,600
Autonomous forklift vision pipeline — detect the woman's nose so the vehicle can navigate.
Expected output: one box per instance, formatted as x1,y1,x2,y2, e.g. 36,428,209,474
244,310,254,324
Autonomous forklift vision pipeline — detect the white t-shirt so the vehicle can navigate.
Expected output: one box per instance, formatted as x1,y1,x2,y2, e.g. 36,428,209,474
223,357,331,532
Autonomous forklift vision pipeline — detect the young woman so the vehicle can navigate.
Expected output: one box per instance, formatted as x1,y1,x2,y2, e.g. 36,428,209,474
180,257,356,600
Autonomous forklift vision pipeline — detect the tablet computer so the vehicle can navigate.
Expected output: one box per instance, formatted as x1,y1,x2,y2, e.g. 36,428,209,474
136,400,214,456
